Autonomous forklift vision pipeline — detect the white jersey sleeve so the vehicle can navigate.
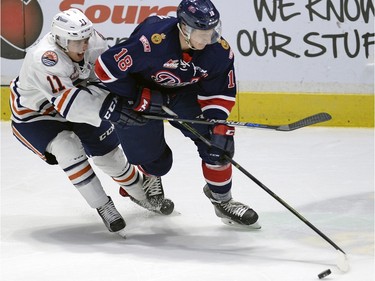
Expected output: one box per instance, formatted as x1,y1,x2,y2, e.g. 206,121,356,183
10,30,109,127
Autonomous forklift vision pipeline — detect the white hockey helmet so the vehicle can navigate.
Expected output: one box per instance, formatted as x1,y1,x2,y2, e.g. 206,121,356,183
51,8,93,51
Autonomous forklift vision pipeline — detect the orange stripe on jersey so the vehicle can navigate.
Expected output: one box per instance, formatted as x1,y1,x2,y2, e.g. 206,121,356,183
10,90,34,115
11,125,46,161
69,164,92,181
43,105,56,115
56,89,71,112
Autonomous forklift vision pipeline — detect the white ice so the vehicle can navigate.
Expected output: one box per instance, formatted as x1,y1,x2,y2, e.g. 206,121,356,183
1,121,374,281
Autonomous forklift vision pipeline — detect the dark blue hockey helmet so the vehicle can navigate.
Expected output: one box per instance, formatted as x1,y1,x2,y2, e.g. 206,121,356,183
177,0,220,30
177,0,222,48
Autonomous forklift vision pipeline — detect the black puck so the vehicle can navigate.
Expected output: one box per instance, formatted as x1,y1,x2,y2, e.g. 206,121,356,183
318,269,331,279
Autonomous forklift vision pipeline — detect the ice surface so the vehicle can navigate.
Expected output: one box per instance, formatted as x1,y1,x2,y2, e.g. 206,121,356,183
1,121,374,281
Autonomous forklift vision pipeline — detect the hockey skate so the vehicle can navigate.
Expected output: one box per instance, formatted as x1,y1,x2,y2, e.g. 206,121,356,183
121,175,174,215
96,196,126,237
203,185,261,230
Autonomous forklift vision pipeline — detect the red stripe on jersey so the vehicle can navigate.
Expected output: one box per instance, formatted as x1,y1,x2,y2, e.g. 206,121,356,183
198,96,235,113
202,162,232,185
94,57,113,82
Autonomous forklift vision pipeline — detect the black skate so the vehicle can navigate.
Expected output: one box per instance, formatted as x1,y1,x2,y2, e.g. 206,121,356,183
203,185,261,229
97,196,126,237
130,175,174,215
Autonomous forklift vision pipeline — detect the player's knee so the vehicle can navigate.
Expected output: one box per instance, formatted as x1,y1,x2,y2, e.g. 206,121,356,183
141,146,172,176
92,146,128,176
46,131,87,167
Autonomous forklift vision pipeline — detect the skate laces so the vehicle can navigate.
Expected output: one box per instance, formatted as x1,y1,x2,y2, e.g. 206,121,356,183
143,176,163,197
220,200,248,218
97,199,121,223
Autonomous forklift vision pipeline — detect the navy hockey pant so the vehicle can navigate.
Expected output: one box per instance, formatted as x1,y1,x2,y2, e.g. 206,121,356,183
12,120,119,164
115,91,220,174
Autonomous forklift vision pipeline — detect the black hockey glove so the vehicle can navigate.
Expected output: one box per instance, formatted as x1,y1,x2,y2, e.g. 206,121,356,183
100,93,147,127
132,87,166,115
207,124,235,165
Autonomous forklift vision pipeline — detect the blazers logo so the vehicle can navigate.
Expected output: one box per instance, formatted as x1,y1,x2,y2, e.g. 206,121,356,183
41,51,58,67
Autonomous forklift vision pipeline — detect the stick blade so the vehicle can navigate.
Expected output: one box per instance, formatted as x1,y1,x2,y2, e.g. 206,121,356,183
336,250,350,272
277,112,332,131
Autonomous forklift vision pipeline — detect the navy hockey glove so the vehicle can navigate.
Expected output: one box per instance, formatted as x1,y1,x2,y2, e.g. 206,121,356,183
100,93,147,127
207,124,235,165
132,87,166,114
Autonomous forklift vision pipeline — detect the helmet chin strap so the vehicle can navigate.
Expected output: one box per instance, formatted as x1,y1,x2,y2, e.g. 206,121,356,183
78,60,91,79
177,23,197,50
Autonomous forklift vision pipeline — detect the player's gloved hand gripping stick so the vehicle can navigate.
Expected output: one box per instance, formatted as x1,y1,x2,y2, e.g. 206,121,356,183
100,93,147,127
131,87,166,114
207,124,235,165
99,87,166,127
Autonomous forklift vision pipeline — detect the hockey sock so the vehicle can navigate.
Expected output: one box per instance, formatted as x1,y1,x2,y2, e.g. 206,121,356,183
202,161,232,202
75,176,109,208
46,131,109,208
63,158,109,208
92,147,146,200
118,172,146,201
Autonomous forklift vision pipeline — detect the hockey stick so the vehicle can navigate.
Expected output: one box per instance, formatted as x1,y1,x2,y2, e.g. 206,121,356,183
143,112,332,131
162,106,349,272
226,155,350,272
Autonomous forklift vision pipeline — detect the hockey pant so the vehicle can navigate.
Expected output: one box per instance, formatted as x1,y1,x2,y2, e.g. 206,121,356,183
114,91,232,195
11,120,145,208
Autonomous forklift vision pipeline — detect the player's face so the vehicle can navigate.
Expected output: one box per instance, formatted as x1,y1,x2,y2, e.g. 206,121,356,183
66,38,90,62
189,29,215,50
181,21,222,50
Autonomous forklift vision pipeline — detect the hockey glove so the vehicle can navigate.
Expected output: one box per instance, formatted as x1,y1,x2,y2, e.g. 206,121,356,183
207,124,235,165
132,87,166,114
100,93,147,127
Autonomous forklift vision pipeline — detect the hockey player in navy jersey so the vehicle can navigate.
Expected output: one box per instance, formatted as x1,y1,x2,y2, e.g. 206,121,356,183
96,0,260,228
9,9,171,237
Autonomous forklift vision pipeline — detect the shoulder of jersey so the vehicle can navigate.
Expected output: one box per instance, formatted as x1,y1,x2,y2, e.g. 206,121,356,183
218,38,231,52
31,33,70,71
85,30,108,60
134,16,177,53
210,37,235,61
91,29,107,49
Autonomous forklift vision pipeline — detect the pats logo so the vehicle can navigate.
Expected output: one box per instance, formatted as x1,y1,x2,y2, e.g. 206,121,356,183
151,33,166,44
1,0,44,59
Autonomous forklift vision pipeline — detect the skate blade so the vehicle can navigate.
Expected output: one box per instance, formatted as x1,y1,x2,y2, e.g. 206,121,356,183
221,218,262,230
115,228,127,239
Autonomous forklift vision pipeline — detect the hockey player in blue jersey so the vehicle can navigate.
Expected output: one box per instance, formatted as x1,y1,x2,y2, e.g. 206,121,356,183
96,0,260,228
